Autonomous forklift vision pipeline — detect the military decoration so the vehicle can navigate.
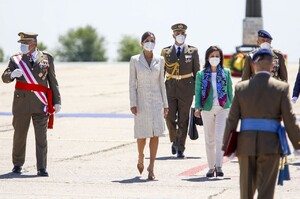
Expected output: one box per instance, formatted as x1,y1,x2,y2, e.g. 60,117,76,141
38,59,49,80
185,55,192,63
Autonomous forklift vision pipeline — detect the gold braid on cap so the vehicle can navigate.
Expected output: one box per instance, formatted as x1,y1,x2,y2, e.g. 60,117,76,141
161,49,180,80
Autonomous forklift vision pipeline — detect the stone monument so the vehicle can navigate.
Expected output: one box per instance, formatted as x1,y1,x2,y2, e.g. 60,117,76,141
242,0,263,46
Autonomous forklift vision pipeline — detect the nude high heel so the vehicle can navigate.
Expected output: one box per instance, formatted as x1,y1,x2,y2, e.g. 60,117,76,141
137,154,144,174
147,166,155,180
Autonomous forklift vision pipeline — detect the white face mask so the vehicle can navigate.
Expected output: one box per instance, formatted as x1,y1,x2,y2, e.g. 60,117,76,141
20,44,29,54
143,42,155,51
175,34,185,44
260,42,271,49
209,57,220,67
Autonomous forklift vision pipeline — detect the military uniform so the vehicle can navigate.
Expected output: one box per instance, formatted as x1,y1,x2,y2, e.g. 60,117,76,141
1,32,61,175
241,29,288,82
223,49,300,199
241,48,287,81
161,23,200,156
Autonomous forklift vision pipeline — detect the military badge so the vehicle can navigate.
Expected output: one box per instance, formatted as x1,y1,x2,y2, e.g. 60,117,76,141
38,58,49,80
185,55,192,63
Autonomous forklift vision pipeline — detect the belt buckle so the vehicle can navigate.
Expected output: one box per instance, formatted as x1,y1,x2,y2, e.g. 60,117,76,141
176,75,181,80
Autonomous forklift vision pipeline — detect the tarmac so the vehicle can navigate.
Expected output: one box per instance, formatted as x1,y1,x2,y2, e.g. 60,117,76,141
0,62,300,199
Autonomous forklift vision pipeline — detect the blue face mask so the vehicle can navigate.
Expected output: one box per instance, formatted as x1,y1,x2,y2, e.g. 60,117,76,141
20,44,29,54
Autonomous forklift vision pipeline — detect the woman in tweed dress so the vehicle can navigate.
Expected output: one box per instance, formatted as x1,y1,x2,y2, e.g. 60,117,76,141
129,32,169,180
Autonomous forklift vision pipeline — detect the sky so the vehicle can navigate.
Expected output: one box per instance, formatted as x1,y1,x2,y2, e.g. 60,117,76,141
0,0,299,63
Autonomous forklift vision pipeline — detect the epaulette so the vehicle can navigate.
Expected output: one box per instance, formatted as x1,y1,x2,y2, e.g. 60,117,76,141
248,49,259,58
162,45,173,55
272,49,283,55
42,50,53,58
184,45,198,54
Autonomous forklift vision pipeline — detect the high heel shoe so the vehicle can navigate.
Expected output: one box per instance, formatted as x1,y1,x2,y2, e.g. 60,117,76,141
215,167,224,177
137,155,144,174
206,168,215,178
147,167,155,180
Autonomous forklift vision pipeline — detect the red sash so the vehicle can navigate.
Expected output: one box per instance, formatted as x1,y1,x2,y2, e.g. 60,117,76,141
15,81,55,129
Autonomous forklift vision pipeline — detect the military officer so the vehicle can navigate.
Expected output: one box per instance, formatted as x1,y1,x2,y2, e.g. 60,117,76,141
241,29,288,82
161,23,200,158
2,32,61,176
223,48,300,198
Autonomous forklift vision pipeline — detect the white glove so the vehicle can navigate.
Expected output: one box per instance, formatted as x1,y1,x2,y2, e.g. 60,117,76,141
291,97,298,104
10,69,23,79
294,149,300,156
54,104,61,113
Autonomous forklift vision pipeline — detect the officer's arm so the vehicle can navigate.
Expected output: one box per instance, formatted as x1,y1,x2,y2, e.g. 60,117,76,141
192,49,200,79
2,59,17,83
241,54,252,81
278,53,288,82
47,54,61,105
161,49,167,76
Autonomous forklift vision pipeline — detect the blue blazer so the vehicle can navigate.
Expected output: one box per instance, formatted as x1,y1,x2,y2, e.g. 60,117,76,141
292,72,300,97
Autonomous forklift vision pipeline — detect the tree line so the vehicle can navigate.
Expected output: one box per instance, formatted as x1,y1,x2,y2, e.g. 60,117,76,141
0,25,141,62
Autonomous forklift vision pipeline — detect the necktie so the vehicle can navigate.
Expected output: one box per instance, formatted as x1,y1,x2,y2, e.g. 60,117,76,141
176,47,181,58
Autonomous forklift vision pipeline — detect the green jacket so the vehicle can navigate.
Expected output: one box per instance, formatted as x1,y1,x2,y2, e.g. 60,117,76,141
195,67,233,111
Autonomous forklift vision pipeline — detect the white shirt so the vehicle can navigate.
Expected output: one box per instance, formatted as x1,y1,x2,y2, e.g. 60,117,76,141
211,72,219,106
30,48,38,62
174,44,184,53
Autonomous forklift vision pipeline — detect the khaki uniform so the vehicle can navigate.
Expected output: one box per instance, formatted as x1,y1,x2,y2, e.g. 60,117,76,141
2,50,61,170
222,73,300,199
161,44,200,152
241,48,288,81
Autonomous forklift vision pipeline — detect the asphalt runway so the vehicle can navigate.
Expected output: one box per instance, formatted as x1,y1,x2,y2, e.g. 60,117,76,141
0,62,300,198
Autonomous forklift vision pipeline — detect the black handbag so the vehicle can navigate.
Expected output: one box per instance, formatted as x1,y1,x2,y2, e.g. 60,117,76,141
188,108,203,140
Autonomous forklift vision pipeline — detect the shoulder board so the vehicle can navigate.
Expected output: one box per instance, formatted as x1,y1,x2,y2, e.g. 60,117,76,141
163,45,172,50
272,49,283,55
185,45,198,53
187,45,198,50
42,51,53,57
247,49,259,58
162,46,173,55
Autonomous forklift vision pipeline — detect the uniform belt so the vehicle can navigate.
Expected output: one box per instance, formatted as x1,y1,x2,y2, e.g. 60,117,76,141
166,72,193,80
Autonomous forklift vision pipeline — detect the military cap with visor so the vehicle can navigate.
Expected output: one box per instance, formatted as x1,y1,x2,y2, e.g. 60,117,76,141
171,23,187,31
18,32,38,43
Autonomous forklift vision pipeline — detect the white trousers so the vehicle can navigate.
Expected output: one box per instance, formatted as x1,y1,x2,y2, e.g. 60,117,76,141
201,106,229,169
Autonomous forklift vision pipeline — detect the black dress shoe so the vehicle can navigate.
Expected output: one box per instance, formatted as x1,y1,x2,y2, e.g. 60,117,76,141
215,167,224,177
37,168,49,177
171,145,176,155
12,166,22,174
206,169,215,178
177,151,185,158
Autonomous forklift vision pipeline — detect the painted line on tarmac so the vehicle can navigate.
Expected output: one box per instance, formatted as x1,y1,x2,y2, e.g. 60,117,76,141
0,112,133,118
178,157,232,176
